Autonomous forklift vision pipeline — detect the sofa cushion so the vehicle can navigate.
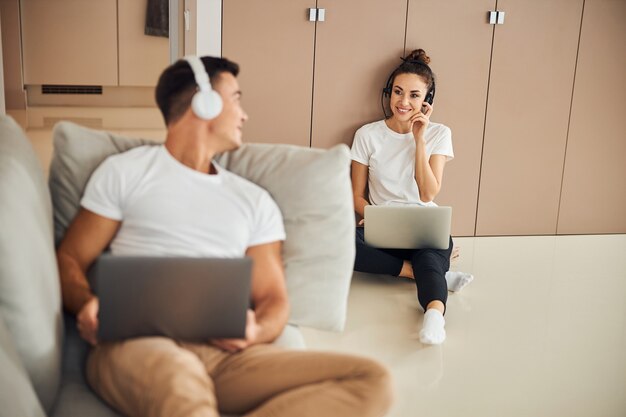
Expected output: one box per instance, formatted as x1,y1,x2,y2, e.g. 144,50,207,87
51,314,124,417
0,115,63,412
49,123,155,246
216,144,355,331
0,312,47,417
50,122,355,331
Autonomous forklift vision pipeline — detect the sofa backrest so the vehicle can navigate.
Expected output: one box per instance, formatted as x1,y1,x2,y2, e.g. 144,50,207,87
0,115,63,413
50,121,355,332
0,311,47,417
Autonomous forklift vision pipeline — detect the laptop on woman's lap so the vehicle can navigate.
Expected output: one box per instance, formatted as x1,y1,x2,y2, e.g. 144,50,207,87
364,205,451,250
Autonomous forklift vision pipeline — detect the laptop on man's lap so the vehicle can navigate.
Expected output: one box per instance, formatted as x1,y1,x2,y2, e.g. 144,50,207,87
89,255,252,342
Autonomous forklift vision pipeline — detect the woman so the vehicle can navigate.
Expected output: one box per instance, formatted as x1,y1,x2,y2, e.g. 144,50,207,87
350,49,472,345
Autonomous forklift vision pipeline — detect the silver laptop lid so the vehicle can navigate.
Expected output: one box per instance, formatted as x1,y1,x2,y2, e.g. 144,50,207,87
364,205,452,250
89,255,252,342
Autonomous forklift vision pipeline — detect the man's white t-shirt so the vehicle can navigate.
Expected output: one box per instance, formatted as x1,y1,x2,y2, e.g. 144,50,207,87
81,145,285,257
350,120,454,207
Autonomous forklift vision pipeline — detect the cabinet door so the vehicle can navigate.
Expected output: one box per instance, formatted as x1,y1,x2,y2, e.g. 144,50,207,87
557,0,626,234
1,0,26,108
310,0,406,149
118,0,169,87
0,16,4,114
475,0,584,236
21,0,118,86
222,0,315,147
406,0,495,237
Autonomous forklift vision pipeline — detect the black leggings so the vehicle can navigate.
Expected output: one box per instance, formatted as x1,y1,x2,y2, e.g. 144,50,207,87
354,227,452,312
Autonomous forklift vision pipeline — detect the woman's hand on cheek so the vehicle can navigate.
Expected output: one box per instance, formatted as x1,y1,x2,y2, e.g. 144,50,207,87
411,102,432,140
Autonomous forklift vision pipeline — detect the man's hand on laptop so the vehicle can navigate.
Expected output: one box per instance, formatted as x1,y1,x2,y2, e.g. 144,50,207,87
77,297,99,346
211,309,260,352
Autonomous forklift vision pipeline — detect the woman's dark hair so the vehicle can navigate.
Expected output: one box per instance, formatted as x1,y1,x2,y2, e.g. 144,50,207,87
155,56,239,125
385,49,435,93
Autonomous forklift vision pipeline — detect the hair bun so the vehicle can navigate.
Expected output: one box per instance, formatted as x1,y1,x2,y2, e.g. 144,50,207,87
405,49,430,65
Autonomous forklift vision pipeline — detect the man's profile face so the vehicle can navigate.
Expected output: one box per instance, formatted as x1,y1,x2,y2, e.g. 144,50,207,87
210,72,248,150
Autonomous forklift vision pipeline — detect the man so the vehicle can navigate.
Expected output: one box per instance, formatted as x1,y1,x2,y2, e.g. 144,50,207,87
56,56,392,417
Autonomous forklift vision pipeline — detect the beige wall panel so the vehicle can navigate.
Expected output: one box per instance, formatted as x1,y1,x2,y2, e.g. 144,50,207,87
0,0,26,108
21,0,118,86
406,0,495,236
311,0,406,150
476,0,583,236
222,0,314,147
119,0,169,87
0,11,4,114
557,0,626,234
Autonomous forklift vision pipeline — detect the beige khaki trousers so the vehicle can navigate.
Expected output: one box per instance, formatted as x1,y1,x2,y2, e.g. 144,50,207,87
86,337,392,417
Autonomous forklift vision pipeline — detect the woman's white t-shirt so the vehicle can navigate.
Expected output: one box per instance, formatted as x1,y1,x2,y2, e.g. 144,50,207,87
350,120,454,207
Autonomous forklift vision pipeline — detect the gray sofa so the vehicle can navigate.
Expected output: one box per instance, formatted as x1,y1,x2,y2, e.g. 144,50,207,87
0,115,356,417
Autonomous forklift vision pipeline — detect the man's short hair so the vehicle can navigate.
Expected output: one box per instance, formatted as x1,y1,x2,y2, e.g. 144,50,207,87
155,56,240,125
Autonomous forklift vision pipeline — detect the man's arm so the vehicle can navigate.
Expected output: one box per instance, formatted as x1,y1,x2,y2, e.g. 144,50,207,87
212,240,289,352
57,208,121,344
247,240,289,342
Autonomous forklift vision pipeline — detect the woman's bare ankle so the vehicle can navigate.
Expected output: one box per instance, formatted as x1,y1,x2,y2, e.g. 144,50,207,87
398,261,414,279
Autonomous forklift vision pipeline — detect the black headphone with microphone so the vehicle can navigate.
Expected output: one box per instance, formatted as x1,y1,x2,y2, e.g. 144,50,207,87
381,59,436,118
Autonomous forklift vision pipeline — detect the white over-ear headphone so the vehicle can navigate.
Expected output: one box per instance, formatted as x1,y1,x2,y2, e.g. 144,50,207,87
183,55,223,120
